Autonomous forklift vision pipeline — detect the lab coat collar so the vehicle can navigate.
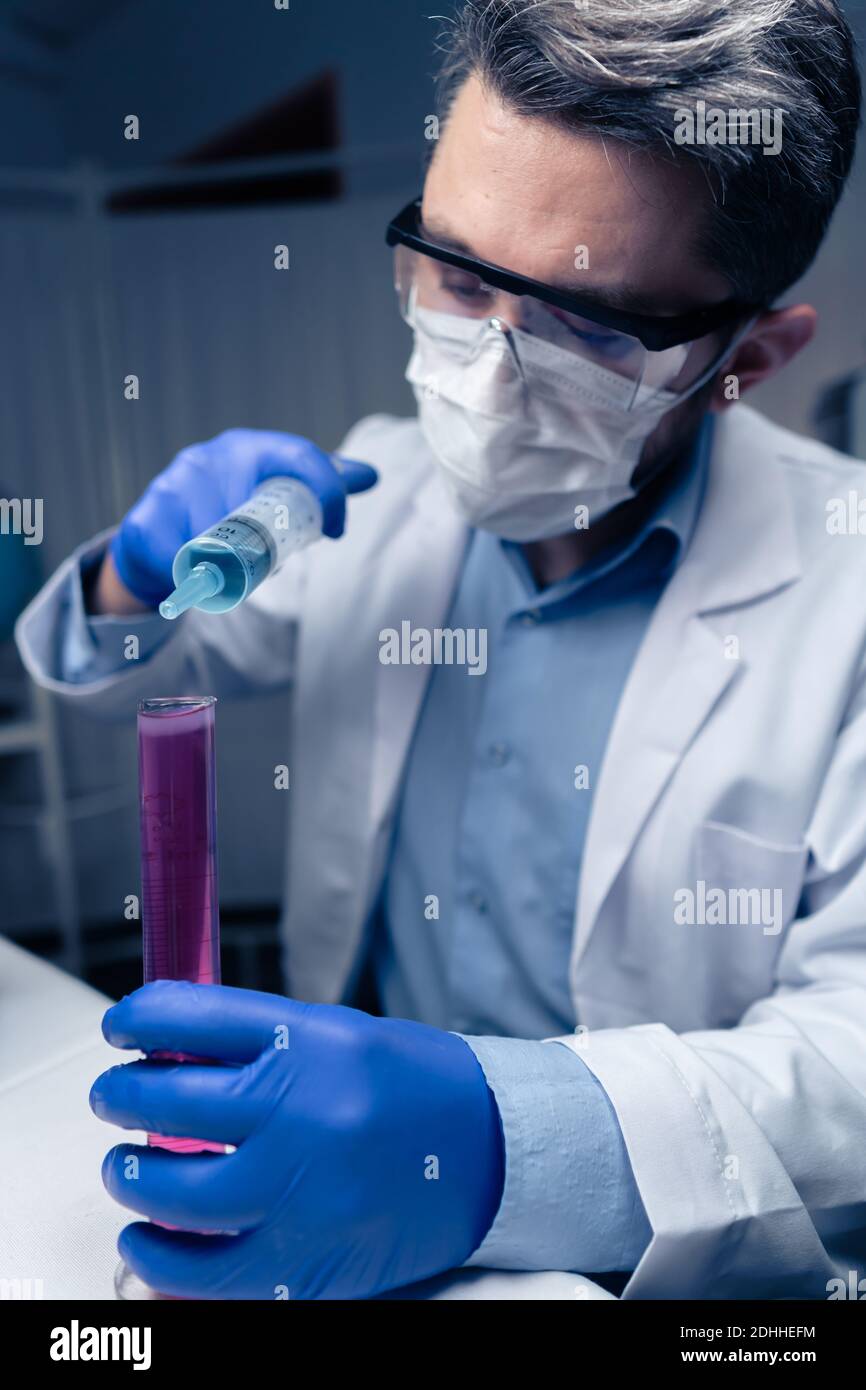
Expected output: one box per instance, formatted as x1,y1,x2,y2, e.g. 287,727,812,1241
680,404,802,616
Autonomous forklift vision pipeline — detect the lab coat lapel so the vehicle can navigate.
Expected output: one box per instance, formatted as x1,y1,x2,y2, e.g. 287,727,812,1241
573,406,803,967
286,458,466,1001
368,469,469,829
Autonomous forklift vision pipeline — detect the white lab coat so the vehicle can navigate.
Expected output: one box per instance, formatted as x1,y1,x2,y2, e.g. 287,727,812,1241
16,402,866,1298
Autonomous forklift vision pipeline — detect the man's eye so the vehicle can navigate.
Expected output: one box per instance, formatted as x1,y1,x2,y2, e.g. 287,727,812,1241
570,326,632,358
441,275,491,304
542,304,634,358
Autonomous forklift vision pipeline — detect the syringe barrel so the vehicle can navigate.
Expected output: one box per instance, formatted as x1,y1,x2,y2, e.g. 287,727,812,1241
235,476,323,567
170,476,323,615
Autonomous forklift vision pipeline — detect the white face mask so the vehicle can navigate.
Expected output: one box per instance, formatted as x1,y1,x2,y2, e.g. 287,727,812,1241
405,305,686,541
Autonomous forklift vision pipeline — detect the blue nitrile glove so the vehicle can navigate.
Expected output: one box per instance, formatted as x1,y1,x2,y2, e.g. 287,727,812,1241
91,981,505,1300
110,430,378,608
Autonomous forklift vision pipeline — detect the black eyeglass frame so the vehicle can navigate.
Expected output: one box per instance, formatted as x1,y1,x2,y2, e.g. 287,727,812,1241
386,198,761,354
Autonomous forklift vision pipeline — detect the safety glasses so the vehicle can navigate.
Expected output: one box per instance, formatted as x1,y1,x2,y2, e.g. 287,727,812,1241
386,197,761,404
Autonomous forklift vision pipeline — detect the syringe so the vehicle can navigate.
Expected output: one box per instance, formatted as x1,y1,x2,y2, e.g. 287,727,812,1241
159,476,322,620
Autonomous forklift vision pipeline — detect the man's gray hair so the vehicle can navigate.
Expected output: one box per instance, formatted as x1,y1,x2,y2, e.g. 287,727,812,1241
435,0,860,303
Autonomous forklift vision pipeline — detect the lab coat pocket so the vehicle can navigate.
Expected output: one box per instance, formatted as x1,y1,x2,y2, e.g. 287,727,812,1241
696,821,808,928
692,820,809,1022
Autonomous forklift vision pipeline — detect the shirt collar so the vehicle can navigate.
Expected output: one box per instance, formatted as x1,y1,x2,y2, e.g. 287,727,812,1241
500,412,714,602
646,410,714,563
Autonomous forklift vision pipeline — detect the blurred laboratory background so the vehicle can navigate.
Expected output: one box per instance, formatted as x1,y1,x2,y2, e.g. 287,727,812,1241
0,0,864,996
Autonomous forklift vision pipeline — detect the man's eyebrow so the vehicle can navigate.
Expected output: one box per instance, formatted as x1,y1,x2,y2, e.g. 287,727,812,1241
418,216,675,316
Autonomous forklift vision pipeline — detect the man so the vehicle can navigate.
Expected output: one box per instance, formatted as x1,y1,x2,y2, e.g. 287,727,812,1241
17,0,866,1299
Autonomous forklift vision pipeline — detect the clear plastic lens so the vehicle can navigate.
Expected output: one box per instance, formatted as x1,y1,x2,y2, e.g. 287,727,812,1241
395,244,709,405
520,297,647,375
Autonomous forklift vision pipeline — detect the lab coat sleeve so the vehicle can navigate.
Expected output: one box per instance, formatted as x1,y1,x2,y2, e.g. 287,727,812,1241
550,664,866,1299
459,1035,652,1274
14,528,301,722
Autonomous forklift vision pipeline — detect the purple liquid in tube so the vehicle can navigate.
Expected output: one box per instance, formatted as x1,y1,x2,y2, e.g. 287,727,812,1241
138,697,223,1154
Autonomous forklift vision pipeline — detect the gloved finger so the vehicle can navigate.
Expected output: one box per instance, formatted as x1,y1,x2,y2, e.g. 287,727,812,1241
102,1142,265,1232
118,1222,280,1301
333,458,378,494
162,443,243,551
102,980,310,1063
90,1059,262,1146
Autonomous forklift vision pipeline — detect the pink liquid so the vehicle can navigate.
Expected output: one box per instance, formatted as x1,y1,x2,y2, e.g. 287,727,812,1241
138,697,223,1155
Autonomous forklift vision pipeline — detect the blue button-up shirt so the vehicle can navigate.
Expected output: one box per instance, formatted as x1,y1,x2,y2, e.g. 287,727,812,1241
376,418,713,1273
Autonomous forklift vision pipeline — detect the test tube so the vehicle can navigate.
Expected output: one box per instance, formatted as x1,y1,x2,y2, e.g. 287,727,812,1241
138,696,222,1153
115,697,223,1300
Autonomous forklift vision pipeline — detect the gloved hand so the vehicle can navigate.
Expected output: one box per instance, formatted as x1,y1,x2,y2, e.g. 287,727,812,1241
91,981,505,1300
110,429,378,607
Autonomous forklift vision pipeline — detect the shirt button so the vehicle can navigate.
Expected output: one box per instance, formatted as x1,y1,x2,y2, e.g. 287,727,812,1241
468,891,488,914
488,742,511,767
520,609,542,627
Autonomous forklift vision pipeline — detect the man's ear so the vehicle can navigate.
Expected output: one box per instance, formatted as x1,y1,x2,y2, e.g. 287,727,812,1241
709,305,817,411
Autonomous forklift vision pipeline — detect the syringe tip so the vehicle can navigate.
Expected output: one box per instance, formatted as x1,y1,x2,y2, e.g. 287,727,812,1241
159,563,223,621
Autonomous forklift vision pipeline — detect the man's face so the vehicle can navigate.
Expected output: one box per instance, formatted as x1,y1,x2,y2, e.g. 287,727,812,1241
422,75,736,478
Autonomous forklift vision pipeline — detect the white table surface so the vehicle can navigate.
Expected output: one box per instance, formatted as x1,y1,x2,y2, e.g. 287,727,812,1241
0,936,613,1301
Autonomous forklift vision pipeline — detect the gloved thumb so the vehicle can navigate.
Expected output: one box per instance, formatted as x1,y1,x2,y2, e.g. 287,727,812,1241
334,458,378,494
